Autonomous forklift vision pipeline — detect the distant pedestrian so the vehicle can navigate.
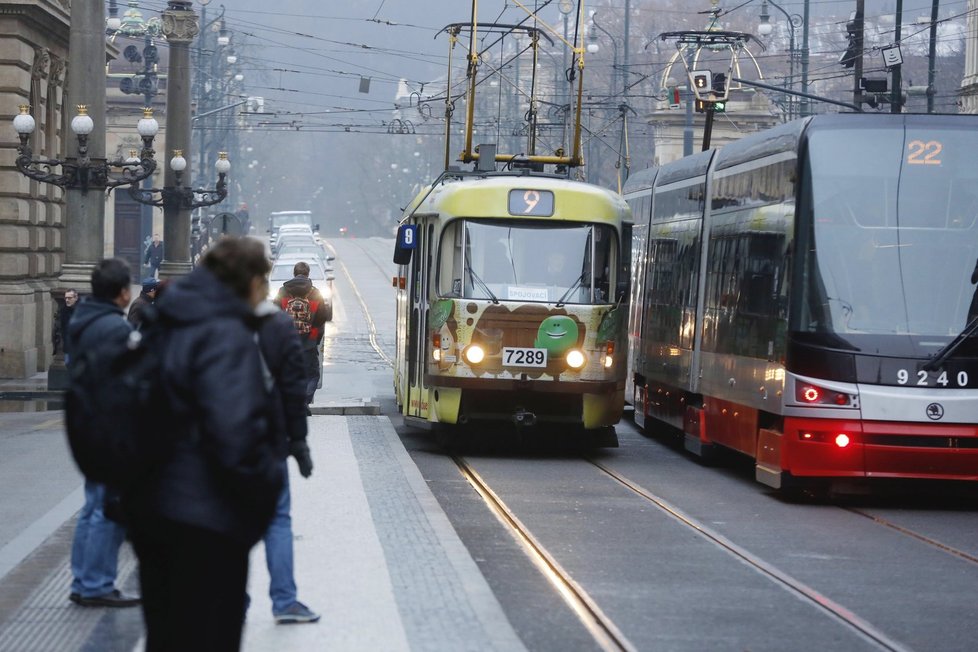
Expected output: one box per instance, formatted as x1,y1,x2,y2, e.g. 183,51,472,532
66,260,140,609
255,306,320,624
61,288,78,365
144,233,163,278
274,261,329,408
127,278,160,328
126,237,282,652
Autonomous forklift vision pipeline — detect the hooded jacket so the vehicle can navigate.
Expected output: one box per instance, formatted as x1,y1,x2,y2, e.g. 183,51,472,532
275,276,328,346
131,266,282,546
67,297,131,360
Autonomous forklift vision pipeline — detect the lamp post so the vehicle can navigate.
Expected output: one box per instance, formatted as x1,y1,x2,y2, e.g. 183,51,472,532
757,0,801,119
107,0,165,276
587,12,621,99
129,1,228,279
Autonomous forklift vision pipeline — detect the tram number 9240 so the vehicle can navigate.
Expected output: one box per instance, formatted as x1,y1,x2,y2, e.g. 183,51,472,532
896,369,970,387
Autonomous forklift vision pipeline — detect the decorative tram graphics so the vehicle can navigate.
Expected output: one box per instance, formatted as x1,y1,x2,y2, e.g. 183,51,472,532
623,113,978,490
393,175,631,433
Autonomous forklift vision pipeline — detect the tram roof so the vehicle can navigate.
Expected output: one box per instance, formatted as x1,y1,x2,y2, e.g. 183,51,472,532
410,173,631,225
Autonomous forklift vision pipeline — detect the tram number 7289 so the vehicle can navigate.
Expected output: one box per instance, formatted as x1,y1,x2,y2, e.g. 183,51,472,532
896,369,969,387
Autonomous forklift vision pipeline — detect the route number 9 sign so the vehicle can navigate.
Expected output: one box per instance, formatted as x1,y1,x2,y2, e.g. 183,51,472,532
508,189,555,217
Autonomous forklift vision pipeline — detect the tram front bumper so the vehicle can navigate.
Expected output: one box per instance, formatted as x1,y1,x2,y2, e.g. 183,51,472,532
778,417,978,481
427,376,625,428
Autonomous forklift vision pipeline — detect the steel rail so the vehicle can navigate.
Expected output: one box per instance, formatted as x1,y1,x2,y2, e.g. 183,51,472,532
844,507,978,567
453,456,638,652
327,240,393,368
588,459,911,652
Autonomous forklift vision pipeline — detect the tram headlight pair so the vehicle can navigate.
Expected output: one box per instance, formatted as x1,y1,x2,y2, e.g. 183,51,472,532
464,344,485,365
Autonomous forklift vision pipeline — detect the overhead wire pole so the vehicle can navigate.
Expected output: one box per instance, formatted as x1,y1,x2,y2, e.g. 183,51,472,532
891,0,903,112
853,0,864,109
927,0,940,113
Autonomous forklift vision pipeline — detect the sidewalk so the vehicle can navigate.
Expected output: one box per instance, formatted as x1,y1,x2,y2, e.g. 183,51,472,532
0,411,526,652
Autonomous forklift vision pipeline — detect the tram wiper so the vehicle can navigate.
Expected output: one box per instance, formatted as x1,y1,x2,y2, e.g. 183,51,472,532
555,272,586,307
465,260,499,304
923,315,978,372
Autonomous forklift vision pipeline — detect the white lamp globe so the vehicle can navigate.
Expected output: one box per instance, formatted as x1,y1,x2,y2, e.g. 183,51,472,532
71,106,94,136
170,151,187,172
757,21,773,36
13,106,36,135
226,54,238,64
106,16,122,32
234,73,244,82
215,152,231,174
587,42,599,54
137,108,159,137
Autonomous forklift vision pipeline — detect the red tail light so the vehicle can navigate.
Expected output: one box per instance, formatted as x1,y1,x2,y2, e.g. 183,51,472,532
795,382,853,407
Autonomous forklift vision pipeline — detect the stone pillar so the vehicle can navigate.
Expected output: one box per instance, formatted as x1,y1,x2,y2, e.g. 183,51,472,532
158,1,198,279
60,0,108,289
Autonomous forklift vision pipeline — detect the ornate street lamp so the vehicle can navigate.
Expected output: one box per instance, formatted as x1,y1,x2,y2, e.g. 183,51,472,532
13,104,158,192
129,150,230,210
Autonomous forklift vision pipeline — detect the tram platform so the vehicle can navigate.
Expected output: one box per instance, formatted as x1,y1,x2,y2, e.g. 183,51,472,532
0,407,526,652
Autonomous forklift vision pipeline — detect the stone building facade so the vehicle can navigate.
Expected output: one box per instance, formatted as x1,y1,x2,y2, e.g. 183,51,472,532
0,1,70,379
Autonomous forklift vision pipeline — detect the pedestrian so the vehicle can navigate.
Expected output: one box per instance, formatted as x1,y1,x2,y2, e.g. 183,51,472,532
144,233,163,278
126,237,282,652
61,288,78,365
254,304,320,624
274,261,329,408
66,260,140,608
127,277,160,328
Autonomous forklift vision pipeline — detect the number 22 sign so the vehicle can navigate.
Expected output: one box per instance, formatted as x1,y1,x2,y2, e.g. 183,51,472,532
508,189,555,217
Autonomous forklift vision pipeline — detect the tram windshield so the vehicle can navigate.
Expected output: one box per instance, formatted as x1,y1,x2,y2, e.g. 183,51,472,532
437,220,616,304
799,124,978,344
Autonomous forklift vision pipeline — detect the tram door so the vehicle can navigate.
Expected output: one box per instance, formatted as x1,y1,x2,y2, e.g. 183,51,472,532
406,219,434,420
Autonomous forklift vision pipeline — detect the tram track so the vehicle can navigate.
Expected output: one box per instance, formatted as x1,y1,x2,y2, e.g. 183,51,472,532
842,507,978,567
337,236,957,652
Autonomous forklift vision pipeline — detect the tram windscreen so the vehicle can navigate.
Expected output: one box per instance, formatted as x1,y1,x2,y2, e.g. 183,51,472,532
437,220,616,304
799,124,978,343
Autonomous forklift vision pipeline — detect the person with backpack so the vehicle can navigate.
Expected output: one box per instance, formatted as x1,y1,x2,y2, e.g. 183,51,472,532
125,238,282,651
65,258,141,608
253,305,320,625
274,261,329,407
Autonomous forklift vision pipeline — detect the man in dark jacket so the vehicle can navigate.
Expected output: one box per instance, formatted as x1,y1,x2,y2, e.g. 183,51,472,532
127,277,159,328
143,233,163,278
274,261,329,407
127,237,281,652
66,259,140,608
255,306,319,624
60,288,78,364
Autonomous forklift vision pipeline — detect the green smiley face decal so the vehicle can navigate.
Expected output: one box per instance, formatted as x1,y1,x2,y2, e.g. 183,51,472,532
533,315,579,355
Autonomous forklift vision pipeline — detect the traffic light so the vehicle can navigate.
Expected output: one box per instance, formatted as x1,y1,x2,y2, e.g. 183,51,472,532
691,71,711,94
695,99,725,113
840,9,862,68
712,73,727,96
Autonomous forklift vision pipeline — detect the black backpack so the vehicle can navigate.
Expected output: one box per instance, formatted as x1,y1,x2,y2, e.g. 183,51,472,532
64,306,173,491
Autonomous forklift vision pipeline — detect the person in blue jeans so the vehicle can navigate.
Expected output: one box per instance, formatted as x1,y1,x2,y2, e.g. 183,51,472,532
66,260,140,608
256,303,319,624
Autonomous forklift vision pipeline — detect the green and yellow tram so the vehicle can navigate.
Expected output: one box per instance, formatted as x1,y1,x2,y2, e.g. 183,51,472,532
393,173,632,434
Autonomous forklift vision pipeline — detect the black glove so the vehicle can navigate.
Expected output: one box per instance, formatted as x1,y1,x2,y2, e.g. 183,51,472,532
289,440,314,478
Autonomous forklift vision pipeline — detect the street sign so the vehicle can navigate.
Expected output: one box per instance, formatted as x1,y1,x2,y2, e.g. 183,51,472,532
881,45,903,69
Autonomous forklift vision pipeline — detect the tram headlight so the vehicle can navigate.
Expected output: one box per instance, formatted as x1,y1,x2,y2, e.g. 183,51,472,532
464,344,485,365
566,349,586,369
603,355,614,368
